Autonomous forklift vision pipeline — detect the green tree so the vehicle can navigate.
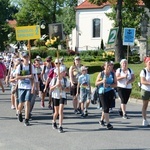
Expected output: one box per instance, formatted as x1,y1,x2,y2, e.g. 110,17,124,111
0,0,17,51
12,0,77,48
88,0,149,62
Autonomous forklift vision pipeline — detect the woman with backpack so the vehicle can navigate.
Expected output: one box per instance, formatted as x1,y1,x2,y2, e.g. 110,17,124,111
95,61,117,130
116,59,135,119
140,57,150,126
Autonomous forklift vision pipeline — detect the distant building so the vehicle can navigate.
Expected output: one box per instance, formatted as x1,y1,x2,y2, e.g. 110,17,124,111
69,0,149,52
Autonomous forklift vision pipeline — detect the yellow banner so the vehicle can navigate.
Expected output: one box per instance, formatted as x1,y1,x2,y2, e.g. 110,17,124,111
15,25,41,41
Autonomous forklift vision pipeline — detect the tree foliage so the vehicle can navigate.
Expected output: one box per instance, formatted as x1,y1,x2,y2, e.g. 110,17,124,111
88,0,149,62
0,0,18,51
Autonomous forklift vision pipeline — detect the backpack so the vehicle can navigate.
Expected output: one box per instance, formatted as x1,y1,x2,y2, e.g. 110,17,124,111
53,77,67,88
101,71,115,83
119,68,131,74
91,86,99,104
20,63,32,75
138,69,146,89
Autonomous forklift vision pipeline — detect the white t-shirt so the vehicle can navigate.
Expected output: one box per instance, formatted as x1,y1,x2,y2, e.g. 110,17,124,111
50,77,70,99
140,68,150,91
16,64,35,89
116,68,134,89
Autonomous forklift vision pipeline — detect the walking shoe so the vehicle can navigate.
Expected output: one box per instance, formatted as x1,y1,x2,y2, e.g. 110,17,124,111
18,113,23,122
99,120,105,127
122,114,129,119
48,105,52,110
84,110,88,116
24,119,30,126
11,105,15,110
77,108,82,114
52,122,57,129
109,108,113,113
58,126,64,133
142,119,149,126
107,123,113,130
118,109,123,117
41,101,45,108
80,113,86,118
74,109,78,114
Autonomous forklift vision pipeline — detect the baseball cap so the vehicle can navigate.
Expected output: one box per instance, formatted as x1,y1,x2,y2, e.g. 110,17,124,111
36,55,41,60
81,66,88,71
55,66,66,74
144,57,150,63
21,52,29,57
46,56,52,61
54,58,61,64
74,56,80,60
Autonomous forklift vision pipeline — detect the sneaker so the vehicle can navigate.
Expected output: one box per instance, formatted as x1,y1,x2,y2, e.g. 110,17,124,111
109,108,113,113
122,114,128,119
18,113,23,122
80,113,85,118
77,108,82,114
58,126,64,133
99,120,105,127
24,119,30,126
52,122,57,129
74,109,78,114
107,123,113,130
48,105,52,110
11,105,15,110
41,101,45,108
142,119,149,126
118,109,123,117
84,110,88,116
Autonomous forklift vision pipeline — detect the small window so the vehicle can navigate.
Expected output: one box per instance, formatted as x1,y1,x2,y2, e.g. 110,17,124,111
93,18,100,38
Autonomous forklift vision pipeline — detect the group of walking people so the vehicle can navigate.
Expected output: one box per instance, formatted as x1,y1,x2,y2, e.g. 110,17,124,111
0,51,150,133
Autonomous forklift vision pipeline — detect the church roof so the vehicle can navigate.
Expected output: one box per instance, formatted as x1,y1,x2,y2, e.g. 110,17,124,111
76,0,145,10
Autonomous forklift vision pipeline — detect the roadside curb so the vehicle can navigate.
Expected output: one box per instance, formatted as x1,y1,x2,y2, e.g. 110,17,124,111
129,98,142,104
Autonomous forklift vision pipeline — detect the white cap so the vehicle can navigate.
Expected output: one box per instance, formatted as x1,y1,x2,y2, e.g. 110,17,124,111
54,58,61,63
55,66,66,74
36,55,41,59
81,66,88,71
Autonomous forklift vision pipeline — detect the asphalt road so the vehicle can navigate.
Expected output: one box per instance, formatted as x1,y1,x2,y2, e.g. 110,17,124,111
0,86,150,150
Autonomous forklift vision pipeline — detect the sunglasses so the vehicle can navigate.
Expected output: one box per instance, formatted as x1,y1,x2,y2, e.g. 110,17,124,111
55,63,61,64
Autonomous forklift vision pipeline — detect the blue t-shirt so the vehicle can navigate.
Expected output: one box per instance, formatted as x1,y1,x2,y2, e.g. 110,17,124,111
78,74,90,89
98,72,114,94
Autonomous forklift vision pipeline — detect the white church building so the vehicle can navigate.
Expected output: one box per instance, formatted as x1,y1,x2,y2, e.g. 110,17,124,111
69,0,146,52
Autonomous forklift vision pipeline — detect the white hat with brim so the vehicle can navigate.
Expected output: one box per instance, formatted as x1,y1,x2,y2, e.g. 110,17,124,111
81,66,88,71
55,66,66,74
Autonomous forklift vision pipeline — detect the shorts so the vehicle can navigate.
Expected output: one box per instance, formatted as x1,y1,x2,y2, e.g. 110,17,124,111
70,83,78,96
80,88,91,103
53,98,66,106
18,89,31,103
141,89,150,100
39,79,45,92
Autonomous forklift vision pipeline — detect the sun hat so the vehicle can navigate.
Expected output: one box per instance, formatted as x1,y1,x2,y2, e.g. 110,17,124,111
21,52,29,57
54,58,61,63
55,66,66,74
74,56,80,60
81,66,88,71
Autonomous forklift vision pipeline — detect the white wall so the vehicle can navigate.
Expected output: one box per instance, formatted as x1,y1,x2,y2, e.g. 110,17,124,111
69,5,114,51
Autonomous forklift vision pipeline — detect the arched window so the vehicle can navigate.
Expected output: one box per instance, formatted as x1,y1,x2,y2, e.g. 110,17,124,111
93,18,100,38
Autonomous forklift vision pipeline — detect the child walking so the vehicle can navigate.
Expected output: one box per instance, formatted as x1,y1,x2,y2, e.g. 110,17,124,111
50,66,70,133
